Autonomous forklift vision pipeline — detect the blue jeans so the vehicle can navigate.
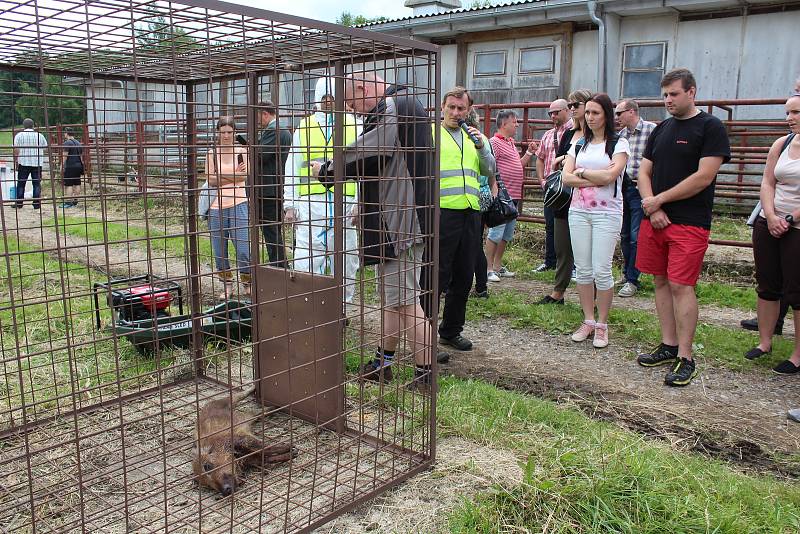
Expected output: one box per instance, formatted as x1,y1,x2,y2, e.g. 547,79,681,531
621,185,643,286
208,202,251,279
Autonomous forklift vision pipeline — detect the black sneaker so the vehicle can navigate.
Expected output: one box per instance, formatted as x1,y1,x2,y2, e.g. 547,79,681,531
744,346,770,361
360,359,393,382
637,343,678,367
664,358,697,387
740,317,783,336
773,360,800,375
436,351,450,364
535,295,564,305
472,290,489,298
440,334,472,351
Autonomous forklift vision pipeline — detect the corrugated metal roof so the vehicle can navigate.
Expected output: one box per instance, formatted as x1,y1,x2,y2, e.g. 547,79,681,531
357,0,544,27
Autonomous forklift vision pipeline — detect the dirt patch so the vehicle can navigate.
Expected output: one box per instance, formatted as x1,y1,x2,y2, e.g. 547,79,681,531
442,318,800,478
315,437,523,534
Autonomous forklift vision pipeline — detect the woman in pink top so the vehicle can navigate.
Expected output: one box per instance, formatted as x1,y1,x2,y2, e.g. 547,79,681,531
562,93,630,348
205,116,251,299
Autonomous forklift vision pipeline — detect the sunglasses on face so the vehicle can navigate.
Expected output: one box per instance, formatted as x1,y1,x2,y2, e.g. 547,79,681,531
548,110,563,116
614,109,631,117
567,102,582,110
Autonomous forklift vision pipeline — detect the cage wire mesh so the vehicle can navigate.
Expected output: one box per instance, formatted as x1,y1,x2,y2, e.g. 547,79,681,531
0,0,440,531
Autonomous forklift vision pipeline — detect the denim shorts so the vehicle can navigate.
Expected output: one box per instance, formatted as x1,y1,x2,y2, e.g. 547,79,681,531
487,217,518,243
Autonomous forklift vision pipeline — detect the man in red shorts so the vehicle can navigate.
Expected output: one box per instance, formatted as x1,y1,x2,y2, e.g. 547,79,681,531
635,68,730,387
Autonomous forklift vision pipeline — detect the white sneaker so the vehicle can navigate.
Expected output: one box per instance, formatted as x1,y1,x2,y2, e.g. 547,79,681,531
618,282,638,298
487,271,501,282
497,266,515,278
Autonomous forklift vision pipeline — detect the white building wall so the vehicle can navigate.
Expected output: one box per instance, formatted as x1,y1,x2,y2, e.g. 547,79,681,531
674,17,742,103
569,30,597,93
736,11,800,119
440,44,458,93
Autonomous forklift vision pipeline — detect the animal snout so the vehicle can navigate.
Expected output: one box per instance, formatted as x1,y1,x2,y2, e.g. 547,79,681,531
220,474,237,496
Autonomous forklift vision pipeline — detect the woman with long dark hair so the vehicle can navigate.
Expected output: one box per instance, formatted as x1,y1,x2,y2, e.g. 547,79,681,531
205,116,251,299
562,93,630,348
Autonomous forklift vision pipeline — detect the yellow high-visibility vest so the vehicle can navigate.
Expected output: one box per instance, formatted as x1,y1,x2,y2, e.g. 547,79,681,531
434,124,481,210
297,113,358,196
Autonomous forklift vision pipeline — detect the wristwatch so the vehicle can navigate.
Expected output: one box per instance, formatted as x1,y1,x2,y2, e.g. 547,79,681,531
786,214,795,225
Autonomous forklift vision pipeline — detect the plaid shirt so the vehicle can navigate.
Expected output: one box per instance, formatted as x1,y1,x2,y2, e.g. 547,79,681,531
536,119,573,178
618,118,655,181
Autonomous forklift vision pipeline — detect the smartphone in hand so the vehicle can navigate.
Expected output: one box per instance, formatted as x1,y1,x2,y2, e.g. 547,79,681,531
237,153,244,166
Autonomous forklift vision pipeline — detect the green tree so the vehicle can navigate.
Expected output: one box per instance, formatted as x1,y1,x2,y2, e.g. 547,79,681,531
13,75,85,127
135,9,200,55
336,11,387,26
470,0,495,7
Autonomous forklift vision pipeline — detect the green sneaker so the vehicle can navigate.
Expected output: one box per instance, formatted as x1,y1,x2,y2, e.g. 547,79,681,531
637,343,678,367
664,358,697,387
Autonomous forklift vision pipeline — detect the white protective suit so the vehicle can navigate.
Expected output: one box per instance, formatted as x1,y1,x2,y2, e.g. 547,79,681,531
284,78,362,303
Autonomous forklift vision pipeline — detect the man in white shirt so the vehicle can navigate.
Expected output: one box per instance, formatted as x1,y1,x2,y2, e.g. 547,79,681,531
13,118,49,209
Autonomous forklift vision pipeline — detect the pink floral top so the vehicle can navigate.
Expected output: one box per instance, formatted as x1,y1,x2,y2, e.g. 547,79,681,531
567,137,630,214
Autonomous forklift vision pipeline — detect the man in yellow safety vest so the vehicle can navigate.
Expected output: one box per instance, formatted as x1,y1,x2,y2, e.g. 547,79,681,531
428,86,496,355
284,77,362,303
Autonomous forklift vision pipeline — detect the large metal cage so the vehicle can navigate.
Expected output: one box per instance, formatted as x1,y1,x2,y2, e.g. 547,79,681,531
0,0,440,531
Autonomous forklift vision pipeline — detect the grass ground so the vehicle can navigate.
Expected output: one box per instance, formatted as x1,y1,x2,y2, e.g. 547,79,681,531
505,222,758,312
0,129,12,153
440,378,800,533
7,203,798,532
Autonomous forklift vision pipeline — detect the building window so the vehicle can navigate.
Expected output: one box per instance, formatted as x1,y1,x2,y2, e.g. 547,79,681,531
518,47,554,74
473,51,506,77
304,76,319,108
395,61,410,86
621,42,666,98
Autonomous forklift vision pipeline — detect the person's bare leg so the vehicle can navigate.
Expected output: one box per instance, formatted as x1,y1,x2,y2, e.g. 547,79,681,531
670,282,698,360
756,298,779,352
551,290,565,300
654,275,678,346
484,238,498,272
398,302,432,366
789,309,800,367
576,282,596,322
492,240,508,272
595,287,613,324
382,307,401,353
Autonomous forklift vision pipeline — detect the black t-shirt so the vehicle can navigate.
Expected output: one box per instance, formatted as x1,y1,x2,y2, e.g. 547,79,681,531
63,138,83,170
643,111,730,229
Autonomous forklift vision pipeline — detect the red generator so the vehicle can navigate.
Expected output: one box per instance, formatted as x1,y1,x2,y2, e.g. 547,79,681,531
93,275,184,329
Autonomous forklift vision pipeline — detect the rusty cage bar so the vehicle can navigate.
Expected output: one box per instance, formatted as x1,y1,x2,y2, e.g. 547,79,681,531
0,1,440,532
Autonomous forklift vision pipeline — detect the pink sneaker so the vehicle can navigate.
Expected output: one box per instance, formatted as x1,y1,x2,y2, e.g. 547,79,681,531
571,320,595,342
593,323,609,348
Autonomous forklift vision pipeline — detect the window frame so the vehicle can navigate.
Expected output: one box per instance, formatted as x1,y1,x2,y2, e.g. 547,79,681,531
473,50,507,77
621,41,667,98
517,46,555,75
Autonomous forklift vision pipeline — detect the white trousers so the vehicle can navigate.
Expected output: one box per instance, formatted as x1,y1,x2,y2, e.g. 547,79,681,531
293,192,360,303
568,209,622,291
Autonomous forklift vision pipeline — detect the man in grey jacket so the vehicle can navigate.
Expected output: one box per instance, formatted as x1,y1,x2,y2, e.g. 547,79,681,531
311,73,436,390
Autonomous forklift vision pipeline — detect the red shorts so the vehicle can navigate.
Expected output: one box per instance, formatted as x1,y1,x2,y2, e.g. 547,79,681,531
636,220,710,286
